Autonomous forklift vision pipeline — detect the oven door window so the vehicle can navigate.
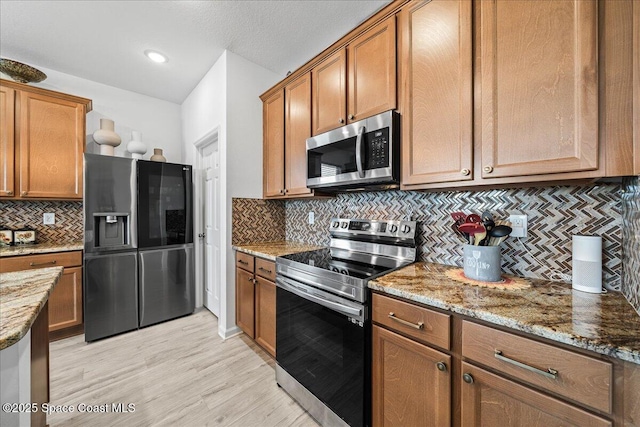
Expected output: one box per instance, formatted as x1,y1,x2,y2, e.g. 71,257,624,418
277,287,366,427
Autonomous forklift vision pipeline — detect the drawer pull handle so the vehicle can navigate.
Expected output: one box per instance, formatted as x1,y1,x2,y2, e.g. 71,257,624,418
258,267,272,274
30,260,57,267
238,259,249,265
494,350,558,380
388,312,424,330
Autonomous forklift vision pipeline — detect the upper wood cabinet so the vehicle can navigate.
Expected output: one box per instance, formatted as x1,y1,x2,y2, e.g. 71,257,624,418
348,16,397,124
263,89,285,198
634,1,640,175
479,0,598,179
284,73,312,197
312,49,347,135
399,0,473,186
0,85,15,197
311,16,397,136
0,79,91,200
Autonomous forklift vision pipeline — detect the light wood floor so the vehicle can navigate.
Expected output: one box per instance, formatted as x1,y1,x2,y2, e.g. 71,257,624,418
48,309,319,427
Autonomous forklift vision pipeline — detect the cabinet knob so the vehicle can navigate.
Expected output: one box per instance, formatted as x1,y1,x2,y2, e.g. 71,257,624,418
436,362,447,372
5,190,12,196
463,373,474,384
21,191,28,196
460,168,470,176
280,189,285,195
284,189,288,194
483,165,494,174
348,114,355,120
338,118,344,124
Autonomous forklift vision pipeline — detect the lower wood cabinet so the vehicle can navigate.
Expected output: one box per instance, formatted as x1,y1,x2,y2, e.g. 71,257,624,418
0,250,83,340
235,251,276,357
372,325,451,427
372,291,639,427
460,362,611,427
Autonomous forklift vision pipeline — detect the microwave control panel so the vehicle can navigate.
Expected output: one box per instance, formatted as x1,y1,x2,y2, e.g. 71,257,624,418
366,128,389,169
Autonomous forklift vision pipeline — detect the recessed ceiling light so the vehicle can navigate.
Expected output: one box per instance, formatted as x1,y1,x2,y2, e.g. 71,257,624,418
144,50,168,63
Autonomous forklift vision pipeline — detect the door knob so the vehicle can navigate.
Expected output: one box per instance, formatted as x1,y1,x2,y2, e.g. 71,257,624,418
198,233,205,239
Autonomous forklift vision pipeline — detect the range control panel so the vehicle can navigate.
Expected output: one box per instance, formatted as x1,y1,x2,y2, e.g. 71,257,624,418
329,218,416,239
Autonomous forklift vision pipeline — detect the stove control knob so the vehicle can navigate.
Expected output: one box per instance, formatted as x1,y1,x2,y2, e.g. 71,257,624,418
401,224,411,234
341,222,348,229
332,221,340,228
389,224,398,233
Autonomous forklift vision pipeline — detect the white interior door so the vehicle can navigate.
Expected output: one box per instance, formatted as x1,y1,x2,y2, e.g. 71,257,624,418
202,142,221,316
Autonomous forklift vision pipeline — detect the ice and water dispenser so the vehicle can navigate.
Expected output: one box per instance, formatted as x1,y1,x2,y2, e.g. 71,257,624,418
93,213,130,248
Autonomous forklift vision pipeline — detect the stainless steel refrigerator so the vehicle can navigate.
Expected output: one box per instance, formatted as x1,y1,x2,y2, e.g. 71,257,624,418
84,153,195,342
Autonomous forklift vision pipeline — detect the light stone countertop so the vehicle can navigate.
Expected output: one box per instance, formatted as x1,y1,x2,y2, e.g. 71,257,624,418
233,241,324,261
0,241,83,257
369,262,640,365
0,267,63,350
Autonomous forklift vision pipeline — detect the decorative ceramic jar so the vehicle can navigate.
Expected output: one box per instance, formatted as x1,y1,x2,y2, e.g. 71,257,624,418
93,119,121,156
13,228,37,245
150,148,167,163
127,130,147,159
0,226,13,246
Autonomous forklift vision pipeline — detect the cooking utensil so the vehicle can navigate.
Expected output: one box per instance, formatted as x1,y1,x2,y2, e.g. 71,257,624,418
458,222,486,245
474,227,487,246
466,213,482,224
451,212,466,224
487,225,512,246
451,223,468,242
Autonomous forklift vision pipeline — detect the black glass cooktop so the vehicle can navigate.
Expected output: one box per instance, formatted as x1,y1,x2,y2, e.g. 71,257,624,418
279,248,393,280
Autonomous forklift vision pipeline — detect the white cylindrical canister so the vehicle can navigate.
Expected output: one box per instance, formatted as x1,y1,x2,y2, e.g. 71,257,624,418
572,235,602,294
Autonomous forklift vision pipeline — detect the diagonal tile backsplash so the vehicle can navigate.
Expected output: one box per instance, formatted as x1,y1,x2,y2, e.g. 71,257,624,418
1,200,84,243
285,184,623,290
621,176,640,314
232,198,285,245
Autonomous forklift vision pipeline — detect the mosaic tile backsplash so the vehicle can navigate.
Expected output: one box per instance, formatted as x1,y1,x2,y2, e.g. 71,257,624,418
1,201,83,244
285,184,624,290
232,198,285,245
621,176,640,314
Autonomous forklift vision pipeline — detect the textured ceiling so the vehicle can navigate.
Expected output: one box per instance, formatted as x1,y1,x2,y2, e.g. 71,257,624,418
0,1,390,104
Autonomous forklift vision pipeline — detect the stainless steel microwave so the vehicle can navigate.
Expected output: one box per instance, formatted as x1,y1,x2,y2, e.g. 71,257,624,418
306,110,400,191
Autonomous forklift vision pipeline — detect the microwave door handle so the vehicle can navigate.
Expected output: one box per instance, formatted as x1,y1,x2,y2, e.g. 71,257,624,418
355,126,366,178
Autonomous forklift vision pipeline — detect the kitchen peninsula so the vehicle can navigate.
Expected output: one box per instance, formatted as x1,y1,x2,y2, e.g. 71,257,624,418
1,267,63,427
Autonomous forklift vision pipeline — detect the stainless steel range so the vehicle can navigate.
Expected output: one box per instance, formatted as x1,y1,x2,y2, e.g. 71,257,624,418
275,218,417,427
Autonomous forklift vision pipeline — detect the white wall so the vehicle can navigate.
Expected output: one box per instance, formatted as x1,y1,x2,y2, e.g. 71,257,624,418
181,50,279,339
2,65,183,163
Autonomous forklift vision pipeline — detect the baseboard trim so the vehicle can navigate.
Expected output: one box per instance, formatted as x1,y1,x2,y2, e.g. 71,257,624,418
219,325,242,340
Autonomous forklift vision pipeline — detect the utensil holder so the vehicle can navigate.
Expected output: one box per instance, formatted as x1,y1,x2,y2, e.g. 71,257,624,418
463,244,502,282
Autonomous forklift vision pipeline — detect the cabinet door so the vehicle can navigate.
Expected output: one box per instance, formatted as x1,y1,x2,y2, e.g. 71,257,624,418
263,90,285,198
254,276,276,357
0,85,15,198
399,0,473,186
284,73,312,197
348,16,397,123
235,267,255,337
373,325,451,427
312,49,347,135
479,0,598,179
17,91,85,198
635,0,640,175
49,266,82,332
460,362,611,427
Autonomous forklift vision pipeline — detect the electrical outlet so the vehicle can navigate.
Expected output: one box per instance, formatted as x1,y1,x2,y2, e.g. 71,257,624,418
509,214,527,238
43,213,55,225
308,211,315,225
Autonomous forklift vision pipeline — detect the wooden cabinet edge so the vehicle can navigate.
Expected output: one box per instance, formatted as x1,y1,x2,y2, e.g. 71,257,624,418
0,79,92,111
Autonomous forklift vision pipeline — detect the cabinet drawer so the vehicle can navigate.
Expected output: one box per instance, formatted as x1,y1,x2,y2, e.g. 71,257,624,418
372,293,450,350
0,250,82,273
462,321,612,414
255,258,276,282
236,252,254,272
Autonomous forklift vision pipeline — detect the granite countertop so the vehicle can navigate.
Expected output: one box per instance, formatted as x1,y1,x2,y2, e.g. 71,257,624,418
0,267,63,350
369,262,640,365
0,241,83,257
233,241,324,261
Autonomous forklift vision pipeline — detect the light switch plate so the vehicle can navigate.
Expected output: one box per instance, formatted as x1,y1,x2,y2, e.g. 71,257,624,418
43,213,55,225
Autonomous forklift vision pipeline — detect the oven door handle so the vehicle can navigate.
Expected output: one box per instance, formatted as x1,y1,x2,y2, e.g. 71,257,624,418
355,126,366,178
276,277,362,319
